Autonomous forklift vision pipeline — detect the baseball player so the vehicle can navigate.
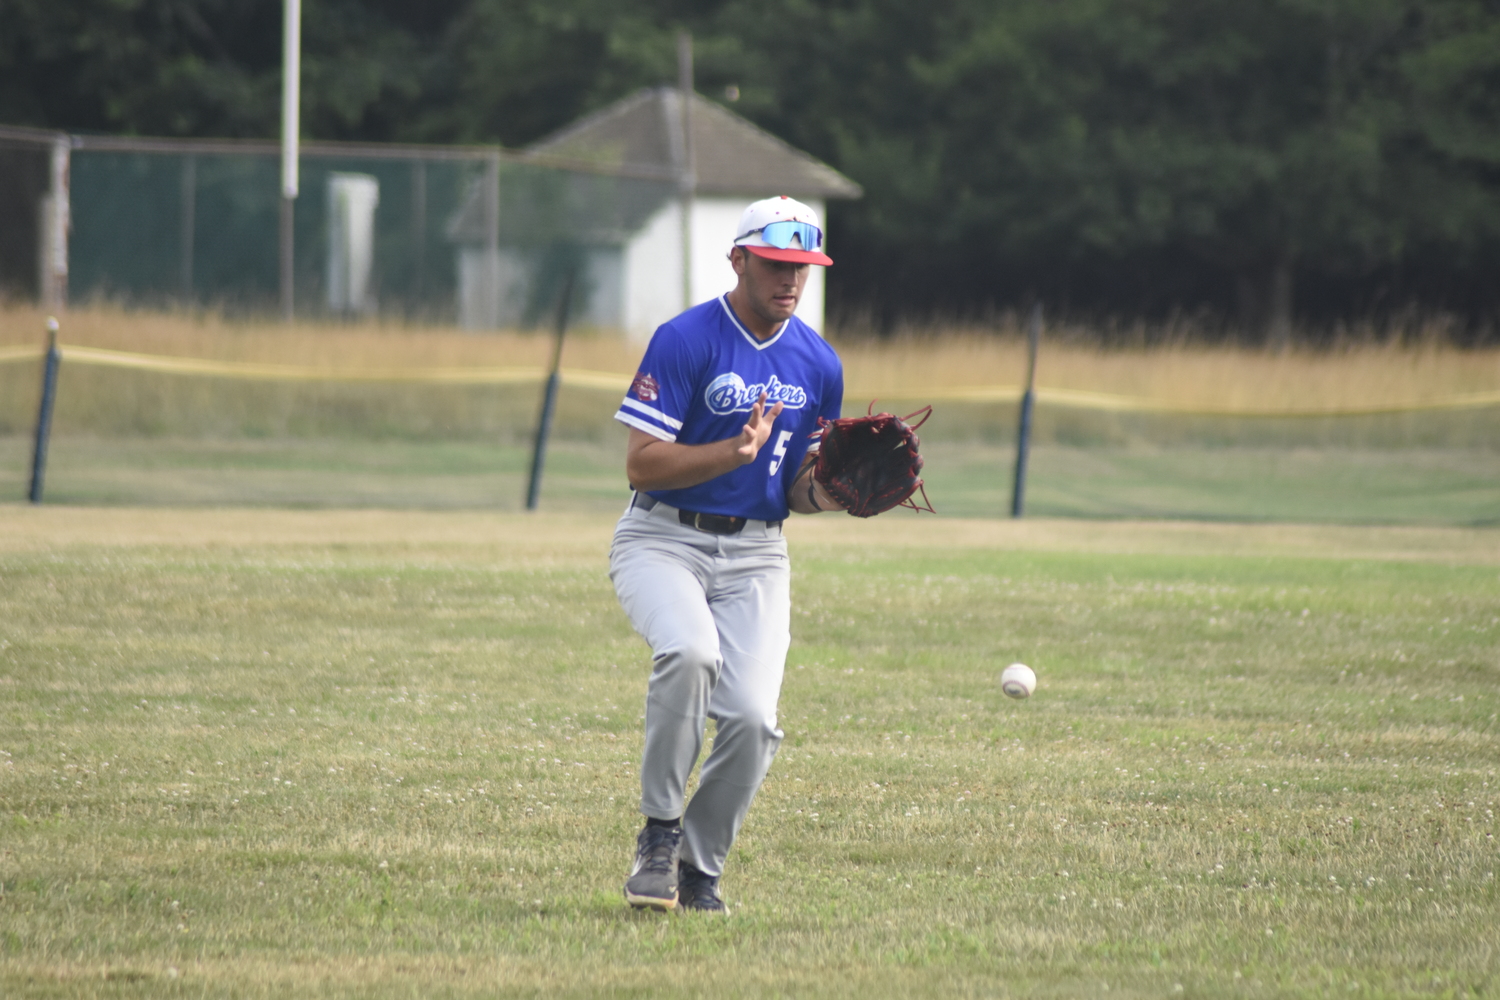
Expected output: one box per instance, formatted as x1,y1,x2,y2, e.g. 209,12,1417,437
610,196,845,912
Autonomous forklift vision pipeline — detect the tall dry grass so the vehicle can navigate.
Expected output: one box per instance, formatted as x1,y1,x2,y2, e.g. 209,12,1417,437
0,302,643,374
833,321,1500,409
3,303,1498,408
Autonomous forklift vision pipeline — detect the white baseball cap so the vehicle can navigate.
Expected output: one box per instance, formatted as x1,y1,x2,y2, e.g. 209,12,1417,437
732,196,832,266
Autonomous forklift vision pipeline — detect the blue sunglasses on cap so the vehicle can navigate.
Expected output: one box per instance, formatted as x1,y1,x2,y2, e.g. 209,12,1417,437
742,220,824,252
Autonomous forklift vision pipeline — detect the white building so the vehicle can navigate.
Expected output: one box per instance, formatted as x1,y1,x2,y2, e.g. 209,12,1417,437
448,87,861,339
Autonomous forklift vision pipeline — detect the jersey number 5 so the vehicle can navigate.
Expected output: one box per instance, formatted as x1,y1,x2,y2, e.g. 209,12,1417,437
767,430,794,476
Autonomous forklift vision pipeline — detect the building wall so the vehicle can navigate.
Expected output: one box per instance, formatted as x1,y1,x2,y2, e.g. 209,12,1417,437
459,245,623,331
579,248,624,330
622,195,828,342
688,197,742,310
622,200,684,340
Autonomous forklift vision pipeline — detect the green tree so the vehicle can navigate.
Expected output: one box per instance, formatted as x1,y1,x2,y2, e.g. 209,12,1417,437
0,0,443,139
717,0,1500,337
2,0,1497,334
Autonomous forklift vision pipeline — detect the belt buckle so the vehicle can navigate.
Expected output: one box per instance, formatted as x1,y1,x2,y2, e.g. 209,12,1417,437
699,512,734,534
683,510,742,535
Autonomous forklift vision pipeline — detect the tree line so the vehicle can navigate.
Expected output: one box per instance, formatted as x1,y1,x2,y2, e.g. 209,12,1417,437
3,0,1498,341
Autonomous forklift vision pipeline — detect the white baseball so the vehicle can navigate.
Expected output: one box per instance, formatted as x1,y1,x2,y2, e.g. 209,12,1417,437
1000,662,1036,699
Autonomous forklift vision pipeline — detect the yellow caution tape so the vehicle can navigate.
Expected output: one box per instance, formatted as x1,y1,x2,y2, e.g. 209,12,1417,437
888,384,1023,404
4,342,634,392
0,343,630,389
559,368,634,392
1036,385,1500,416
863,383,1500,416
0,345,44,364
55,344,550,384
2,341,1497,415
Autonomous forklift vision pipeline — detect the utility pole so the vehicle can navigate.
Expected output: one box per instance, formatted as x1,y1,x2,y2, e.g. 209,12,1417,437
41,136,70,312
677,31,695,312
280,0,301,322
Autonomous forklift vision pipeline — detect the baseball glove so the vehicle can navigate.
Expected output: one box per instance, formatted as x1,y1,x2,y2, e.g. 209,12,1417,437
810,403,935,518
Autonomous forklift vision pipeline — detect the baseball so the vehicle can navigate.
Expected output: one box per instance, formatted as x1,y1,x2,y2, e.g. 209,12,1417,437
1000,662,1036,699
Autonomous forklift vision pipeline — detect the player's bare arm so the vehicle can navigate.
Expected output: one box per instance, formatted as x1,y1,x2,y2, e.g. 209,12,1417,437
626,393,785,491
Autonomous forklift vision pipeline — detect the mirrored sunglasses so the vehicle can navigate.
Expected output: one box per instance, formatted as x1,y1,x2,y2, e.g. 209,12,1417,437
745,220,824,252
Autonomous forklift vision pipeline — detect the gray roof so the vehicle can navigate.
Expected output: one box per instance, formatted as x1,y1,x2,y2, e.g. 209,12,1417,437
523,87,862,200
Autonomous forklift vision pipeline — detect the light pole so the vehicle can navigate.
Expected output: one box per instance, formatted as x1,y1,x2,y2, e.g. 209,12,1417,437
280,0,301,322
677,31,695,312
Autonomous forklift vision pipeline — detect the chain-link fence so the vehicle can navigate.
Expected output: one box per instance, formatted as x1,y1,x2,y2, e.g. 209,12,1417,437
0,126,677,328
1,335,1496,521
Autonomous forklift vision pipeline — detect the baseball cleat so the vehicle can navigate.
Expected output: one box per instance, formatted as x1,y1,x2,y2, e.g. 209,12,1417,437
624,823,682,910
676,861,727,913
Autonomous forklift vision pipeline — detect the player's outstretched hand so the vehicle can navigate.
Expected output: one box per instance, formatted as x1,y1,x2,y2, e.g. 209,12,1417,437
737,392,784,461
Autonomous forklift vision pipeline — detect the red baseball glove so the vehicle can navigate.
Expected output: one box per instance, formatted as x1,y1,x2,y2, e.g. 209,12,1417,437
811,404,935,518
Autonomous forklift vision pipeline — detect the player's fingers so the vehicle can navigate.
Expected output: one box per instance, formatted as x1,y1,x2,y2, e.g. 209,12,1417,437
767,401,784,422
737,393,776,458
737,417,759,452
744,395,769,434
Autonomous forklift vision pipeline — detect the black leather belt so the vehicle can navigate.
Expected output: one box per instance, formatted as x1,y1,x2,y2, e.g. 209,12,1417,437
631,491,780,535
679,509,748,535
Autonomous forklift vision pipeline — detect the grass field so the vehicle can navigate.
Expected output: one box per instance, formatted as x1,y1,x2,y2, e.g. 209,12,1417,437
2,508,1497,998
3,435,1497,526
2,304,1497,524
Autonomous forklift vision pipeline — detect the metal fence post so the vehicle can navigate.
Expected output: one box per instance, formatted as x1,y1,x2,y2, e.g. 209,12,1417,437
179,154,196,300
28,317,61,504
526,268,576,511
1011,303,1041,518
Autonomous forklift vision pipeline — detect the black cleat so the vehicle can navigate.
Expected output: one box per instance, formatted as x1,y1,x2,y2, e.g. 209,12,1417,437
624,823,681,910
677,861,727,913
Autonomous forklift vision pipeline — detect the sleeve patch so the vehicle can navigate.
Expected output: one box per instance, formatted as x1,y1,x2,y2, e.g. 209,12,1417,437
630,371,660,401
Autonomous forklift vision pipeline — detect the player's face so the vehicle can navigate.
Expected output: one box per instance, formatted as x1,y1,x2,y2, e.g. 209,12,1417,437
733,250,810,326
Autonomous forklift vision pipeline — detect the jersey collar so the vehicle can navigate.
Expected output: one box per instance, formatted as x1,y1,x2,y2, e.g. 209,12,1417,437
719,294,788,351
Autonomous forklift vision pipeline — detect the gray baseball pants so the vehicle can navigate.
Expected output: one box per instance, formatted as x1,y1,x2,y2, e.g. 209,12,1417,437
609,495,790,877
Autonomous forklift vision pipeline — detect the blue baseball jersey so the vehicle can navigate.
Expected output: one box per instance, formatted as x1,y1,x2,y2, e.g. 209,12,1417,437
615,294,844,522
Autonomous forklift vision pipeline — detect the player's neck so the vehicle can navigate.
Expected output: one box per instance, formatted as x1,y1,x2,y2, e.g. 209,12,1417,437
724,288,785,342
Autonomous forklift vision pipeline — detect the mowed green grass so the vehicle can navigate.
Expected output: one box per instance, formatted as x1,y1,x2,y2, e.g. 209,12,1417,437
1,509,1498,999
2,434,1497,524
